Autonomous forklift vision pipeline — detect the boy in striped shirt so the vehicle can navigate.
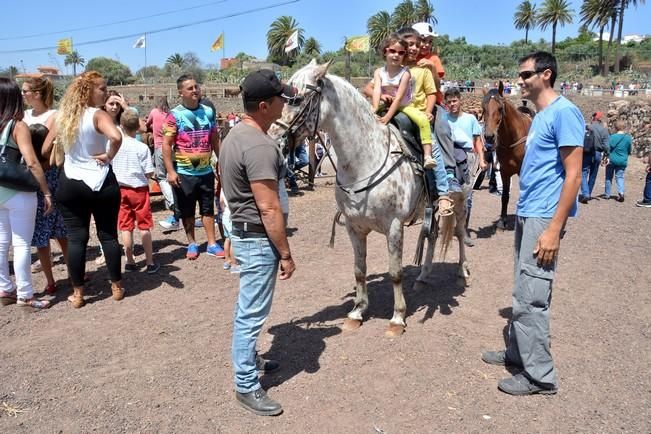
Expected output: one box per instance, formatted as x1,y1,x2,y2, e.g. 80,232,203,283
113,110,159,274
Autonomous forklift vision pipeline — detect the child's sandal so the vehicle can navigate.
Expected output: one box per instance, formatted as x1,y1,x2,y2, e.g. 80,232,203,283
437,196,455,217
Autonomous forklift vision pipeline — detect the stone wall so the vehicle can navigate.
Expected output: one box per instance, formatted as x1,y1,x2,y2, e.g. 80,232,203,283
607,100,651,157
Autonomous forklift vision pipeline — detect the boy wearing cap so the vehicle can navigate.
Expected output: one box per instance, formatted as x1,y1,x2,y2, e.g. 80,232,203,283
220,69,297,416
579,111,609,203
412,22,445,105
162,74,223,260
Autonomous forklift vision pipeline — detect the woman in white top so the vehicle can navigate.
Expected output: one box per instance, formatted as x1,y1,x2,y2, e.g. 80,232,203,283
0,78,53,309
42,71,123,308
22,77,69,294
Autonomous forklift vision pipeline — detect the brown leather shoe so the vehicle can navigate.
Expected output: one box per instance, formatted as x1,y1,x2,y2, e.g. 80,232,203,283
68,287,85,308
111,283,125,301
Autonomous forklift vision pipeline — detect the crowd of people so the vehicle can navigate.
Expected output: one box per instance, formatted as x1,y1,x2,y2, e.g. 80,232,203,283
0,19,649,419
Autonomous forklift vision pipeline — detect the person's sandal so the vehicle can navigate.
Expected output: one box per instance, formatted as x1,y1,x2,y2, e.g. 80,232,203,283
0,290,17,306
17,297,51,310
68,288,85,308
437,196,455,217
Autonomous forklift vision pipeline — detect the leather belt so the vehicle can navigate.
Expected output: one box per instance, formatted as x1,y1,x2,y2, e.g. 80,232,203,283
232,221,266,233
231,228,268,239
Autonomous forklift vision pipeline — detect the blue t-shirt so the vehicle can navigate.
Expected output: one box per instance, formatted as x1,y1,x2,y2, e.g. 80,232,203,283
517,96,585,218
445,112,481,150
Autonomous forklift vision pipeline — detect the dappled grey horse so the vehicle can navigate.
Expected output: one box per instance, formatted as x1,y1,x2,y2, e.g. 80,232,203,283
270,60,470,336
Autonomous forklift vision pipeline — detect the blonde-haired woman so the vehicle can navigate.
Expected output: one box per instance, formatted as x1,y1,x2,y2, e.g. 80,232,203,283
22,77,68,294
43,71,123,308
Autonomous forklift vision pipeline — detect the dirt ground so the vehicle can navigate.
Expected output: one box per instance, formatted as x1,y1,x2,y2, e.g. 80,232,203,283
0,158,649,433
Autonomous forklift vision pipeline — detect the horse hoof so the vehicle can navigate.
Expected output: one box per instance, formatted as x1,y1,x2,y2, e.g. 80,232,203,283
342,318,362,331
385,323,405,337
496,220,506,230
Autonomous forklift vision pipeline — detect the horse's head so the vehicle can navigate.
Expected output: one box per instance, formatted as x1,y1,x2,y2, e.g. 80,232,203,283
268,59,332,147
481,83,506,144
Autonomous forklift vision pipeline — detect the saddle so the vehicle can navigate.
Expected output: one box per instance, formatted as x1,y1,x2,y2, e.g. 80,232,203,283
389,112,425,169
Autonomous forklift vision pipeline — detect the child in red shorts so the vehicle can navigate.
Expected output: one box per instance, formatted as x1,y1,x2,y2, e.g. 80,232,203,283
112,110,159,274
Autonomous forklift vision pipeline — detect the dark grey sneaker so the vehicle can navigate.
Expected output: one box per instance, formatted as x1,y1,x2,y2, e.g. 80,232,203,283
498,373,558,396
256,353,280,373
482,350,507,365
235,388,283,416
146,263,160,274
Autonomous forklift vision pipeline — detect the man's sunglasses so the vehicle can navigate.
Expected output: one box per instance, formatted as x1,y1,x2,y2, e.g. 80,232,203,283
386,48,406,56
518,69,547,80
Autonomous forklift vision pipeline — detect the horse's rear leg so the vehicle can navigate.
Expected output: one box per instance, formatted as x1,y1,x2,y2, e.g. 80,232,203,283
498,175,511,230
386,219,406,337
455,207,471,287
343,228,368,331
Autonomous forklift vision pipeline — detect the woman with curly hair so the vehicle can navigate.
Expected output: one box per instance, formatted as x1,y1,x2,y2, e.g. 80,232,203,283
22,77,68,294
42,71,123,308
0,78,53,309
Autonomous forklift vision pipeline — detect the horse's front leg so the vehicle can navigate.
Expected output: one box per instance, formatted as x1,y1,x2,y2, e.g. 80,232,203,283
386,219,406,337
498,174,511,230
342,226,368,331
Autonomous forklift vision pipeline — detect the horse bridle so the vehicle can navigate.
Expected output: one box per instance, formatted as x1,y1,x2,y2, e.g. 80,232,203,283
274,79,324,148
484,93,526,149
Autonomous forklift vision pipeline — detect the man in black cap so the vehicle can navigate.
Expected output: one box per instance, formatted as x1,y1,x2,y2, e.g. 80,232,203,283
219,69,298,416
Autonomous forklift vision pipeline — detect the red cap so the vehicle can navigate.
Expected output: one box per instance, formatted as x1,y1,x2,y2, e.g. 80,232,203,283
593,111,603,121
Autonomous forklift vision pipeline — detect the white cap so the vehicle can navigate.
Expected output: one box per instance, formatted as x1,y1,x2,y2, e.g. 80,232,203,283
412,22,438,38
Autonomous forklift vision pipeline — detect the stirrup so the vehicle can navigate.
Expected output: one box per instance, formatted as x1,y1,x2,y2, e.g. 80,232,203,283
437,196,455,217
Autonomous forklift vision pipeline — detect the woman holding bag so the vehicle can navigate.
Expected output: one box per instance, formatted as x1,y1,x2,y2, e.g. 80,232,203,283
0,78,53,309
42,71,123,308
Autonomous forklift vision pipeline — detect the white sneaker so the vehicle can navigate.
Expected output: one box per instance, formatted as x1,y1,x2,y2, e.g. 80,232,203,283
159,215,180,231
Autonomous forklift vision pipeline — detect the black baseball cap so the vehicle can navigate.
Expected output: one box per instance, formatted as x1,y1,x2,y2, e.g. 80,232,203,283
240,69,298,102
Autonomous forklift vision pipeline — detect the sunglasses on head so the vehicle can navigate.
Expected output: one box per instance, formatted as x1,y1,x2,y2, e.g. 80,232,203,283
518,69,547,80
386,48,406,56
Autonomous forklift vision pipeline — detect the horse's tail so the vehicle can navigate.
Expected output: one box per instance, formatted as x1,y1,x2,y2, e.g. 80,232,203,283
328,210,343,248
439,190,464,258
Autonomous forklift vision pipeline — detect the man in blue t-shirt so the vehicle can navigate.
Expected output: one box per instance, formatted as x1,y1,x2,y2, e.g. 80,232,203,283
481,51,584,396
444,87,486,247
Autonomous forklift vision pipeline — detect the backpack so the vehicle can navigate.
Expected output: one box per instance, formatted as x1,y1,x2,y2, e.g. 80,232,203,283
583,125,596,153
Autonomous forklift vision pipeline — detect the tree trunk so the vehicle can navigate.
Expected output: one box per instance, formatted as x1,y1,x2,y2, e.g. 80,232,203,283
551,22,557,54
598,26,605,76
525,27,529,44
614,2,625,73
605,14,617,74
73,64,77,77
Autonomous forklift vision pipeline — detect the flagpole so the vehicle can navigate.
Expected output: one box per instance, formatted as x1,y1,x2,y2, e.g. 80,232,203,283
144,33,148,99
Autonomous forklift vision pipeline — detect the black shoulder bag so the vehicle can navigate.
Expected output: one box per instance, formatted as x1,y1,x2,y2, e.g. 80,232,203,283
0,120,40,192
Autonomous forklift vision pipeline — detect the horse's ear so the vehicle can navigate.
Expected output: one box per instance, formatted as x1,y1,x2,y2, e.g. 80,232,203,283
498,81,504,96
314,59,333,80
308,58,318,66
482,87,488,96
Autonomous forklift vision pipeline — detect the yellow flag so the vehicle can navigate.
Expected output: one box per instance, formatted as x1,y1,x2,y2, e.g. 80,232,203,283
210,33,224,52
345,35,369,53
57,38,73,55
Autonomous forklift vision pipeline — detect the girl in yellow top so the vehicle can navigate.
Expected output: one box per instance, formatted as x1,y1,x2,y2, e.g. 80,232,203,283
372,34,436,169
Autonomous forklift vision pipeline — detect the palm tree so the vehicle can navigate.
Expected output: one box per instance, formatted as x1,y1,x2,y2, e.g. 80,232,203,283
166,53,185,69
267,15,304,66
580,0,616,75
64,51,85,76
303,37,322,57
391,0,418,29
514,1,538,44
367,11,394,51
414,0,437,25
537,0,574,54
614,0,645,73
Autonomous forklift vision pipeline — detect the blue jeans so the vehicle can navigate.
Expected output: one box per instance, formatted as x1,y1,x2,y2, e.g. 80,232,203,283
644,171,651,202
231,235,279,393
604,164,626,196
581,151,602,198
286,144,309,190
425,136,449,196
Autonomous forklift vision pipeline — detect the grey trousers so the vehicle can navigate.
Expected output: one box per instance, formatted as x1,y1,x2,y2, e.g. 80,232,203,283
505,216,559,388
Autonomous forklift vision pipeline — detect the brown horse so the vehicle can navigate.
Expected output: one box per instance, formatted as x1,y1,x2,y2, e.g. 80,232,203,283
482,82,532,229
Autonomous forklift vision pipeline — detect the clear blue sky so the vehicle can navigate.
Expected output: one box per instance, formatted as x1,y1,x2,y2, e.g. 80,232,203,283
1,0,649,74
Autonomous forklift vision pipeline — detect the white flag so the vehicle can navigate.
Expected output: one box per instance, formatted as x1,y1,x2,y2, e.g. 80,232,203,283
133,35,146,49
284,30,299,53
